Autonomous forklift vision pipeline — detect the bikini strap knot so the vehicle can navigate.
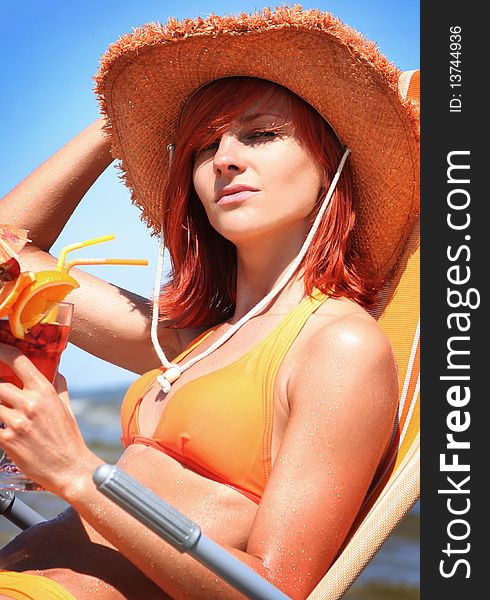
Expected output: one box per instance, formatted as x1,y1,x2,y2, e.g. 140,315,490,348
157,364,182,393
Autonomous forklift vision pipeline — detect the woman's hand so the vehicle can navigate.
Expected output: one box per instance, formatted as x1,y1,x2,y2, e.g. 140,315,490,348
0,343,101,497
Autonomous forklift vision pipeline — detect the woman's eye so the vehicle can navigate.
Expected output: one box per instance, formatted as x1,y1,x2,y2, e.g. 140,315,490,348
197,141,219,154
248,130,277,141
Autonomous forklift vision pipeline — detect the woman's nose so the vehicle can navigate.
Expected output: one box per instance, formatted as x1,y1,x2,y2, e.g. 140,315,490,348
213,134,246,176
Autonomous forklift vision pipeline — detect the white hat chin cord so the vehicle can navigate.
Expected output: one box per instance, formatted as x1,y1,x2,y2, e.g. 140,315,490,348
151,146,351,393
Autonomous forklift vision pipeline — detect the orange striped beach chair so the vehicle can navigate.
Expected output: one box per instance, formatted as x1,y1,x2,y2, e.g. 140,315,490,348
307,69,420,599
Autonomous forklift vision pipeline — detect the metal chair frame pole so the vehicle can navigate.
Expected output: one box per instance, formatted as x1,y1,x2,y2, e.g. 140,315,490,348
0,466,291,599
93,464,290,600
0,490,46,530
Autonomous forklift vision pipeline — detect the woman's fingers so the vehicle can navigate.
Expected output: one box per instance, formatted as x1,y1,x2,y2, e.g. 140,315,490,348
0,344,66,420
0,342,47,390
54,373,68,394
54,373,75,418
0,380,25,409
0,403,32,440
0,369,86,494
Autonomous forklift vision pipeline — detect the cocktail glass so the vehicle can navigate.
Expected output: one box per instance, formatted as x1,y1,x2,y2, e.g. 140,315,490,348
0,232,147,491
0,301,73,491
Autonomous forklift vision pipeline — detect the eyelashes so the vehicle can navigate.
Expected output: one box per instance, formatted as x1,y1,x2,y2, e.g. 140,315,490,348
196,129,282,155
248,130,279,141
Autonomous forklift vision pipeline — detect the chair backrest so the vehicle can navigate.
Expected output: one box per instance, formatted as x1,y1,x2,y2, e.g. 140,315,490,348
307,69,420,600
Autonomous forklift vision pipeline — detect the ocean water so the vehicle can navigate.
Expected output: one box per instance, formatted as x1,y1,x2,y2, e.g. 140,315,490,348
0,387,420,598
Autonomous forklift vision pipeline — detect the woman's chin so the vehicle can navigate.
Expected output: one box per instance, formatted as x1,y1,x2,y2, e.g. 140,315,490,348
209,219,265,245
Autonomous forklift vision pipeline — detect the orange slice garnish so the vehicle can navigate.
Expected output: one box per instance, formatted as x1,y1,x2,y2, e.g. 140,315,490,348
0,272,36,319
8,270,79,339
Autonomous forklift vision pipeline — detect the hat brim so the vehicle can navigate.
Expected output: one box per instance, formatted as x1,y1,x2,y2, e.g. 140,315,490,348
95,7,419,284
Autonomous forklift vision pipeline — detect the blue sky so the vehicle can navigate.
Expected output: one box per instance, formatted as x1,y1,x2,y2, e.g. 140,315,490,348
0,1,419,393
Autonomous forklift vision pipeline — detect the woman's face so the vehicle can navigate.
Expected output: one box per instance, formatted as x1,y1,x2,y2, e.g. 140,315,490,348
192,93,324,247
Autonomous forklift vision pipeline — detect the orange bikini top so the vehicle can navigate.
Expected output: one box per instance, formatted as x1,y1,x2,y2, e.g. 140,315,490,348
120,291,328,503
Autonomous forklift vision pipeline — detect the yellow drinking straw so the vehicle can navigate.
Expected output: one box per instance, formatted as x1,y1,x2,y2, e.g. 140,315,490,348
43,234,148,323
56,234,148,272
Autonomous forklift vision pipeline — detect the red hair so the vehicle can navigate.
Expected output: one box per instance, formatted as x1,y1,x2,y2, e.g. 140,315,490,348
159,77,377,328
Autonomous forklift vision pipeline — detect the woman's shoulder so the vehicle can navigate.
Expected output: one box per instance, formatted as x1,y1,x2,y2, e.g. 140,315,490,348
310,296,392,354
282,296,399,448
289,296,398,406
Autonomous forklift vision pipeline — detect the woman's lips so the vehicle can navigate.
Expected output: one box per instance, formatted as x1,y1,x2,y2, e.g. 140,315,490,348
217,190,258,205
216,186,258,205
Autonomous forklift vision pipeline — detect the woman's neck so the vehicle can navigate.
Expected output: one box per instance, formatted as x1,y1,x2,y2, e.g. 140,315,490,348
232,229,308,319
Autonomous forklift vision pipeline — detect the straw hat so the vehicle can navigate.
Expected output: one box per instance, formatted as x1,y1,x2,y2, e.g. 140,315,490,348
94,5,419,285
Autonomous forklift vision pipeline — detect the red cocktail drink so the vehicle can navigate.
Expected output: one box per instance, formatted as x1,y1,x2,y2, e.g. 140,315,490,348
0,302,73,490
0,232,146,491
0,319,71,387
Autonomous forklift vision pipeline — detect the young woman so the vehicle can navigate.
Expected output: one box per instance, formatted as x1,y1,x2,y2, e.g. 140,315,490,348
0,7,419,599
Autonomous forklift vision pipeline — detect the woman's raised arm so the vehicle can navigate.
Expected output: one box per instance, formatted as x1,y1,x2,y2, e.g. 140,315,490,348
0,119,181,373
0,119,112,250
